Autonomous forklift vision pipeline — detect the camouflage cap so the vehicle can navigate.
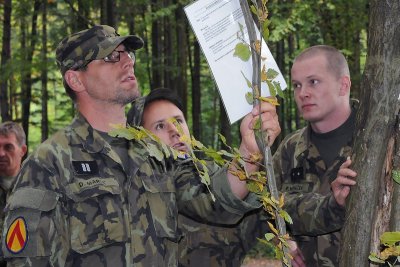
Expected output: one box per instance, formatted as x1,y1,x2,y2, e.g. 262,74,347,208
55,25,144,74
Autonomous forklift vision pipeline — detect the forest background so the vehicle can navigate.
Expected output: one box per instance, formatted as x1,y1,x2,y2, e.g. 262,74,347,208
0,0,369,154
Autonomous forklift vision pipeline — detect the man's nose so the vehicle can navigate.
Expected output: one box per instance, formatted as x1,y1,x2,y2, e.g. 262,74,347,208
167,122,180,137
298,86,311,98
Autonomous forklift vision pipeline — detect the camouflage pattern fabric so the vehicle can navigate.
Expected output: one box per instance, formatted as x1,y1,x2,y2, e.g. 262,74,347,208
55,25,144,74
0,186,7,259
129,96,269,267
272,101,358,266
1,113,260,267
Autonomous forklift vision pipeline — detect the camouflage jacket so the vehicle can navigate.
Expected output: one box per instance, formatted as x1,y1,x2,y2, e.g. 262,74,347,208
0,183,7,256
273,105,356,266
1,113,259,267
129,96,268,267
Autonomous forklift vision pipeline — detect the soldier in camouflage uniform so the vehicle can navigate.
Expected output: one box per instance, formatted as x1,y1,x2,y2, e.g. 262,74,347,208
1,25,281,266
273,45,358,266
0,122,27,267
127,88,268,267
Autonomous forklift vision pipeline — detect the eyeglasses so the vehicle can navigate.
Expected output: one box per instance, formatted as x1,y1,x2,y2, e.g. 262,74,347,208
103,50,136,63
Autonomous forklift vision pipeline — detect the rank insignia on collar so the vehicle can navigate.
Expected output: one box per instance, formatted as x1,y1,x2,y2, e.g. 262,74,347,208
72,161,99,175
6,217,28,254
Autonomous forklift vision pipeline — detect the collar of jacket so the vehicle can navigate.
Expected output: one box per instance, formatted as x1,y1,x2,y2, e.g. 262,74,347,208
293,99,359,163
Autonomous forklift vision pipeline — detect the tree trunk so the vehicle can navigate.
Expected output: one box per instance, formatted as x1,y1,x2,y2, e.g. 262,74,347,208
106,0,115,27
339,1,400,266
175,5,188,117
1,0,12,121
191,39,201,140
163,0,173,89
41,0,48,142
21,0,41,148
151,0,162,89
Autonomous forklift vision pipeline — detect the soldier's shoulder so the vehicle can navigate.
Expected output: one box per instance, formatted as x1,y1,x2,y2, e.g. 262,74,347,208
281,127,307,146
27,127,72,163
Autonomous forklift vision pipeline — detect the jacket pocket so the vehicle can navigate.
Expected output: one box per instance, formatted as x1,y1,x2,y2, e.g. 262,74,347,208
66,177,127,254
141,173,180,241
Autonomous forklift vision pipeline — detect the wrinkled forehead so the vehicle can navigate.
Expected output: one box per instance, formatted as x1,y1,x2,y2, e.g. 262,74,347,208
0,133,19,145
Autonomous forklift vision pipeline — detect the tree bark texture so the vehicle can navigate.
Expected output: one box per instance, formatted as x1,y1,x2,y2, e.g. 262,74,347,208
339,1,400,266
1,0,12,121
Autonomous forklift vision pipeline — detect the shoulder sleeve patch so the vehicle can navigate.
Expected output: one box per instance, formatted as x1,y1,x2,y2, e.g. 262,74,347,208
5,217,28,254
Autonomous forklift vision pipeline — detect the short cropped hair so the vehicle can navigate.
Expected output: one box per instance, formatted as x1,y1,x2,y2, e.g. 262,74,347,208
0,121,26,146
294,45,350,79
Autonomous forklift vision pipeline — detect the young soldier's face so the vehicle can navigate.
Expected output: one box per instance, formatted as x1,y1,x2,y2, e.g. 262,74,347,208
291,54,344,125
142,100,190,152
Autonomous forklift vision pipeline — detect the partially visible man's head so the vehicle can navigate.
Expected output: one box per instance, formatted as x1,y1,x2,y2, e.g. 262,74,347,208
293,45,350,79
130,88,190,152
0,121,27,177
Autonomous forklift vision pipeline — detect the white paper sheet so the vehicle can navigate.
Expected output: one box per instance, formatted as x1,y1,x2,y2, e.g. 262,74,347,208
184,0,287,123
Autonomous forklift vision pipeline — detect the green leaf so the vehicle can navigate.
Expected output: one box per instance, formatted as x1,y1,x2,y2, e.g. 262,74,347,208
262,21,270,40
241,71,252,88
264,233,275,241
274,81,285,98
368,254,385,264
233,43,251,61
279,210,293,225
238,22,244,36
204,149,225,165
250,5,257,16
147,143,165,162
381,232,400,246
245,92,254,105
392,170,400,184
266,68,279,80
267,80,277,96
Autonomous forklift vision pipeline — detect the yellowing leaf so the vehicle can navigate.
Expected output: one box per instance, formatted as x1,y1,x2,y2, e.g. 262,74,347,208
381,232,400,246
179,134,191,145
261,65,267,82
268,221,279,235
258,96,280,106
233,43,251,61
254,40,261,55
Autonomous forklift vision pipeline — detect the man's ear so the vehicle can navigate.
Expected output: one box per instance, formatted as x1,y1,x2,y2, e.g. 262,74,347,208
339,75,351,96
64,70,84,92
20,144,27,158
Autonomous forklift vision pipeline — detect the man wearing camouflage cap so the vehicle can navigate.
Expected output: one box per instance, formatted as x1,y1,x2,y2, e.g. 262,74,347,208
273,45,358,266
1,25,281,266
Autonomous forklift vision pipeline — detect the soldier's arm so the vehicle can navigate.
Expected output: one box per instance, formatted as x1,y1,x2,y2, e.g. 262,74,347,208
228,102,281,199
175,159,261,225
2,159,68,266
